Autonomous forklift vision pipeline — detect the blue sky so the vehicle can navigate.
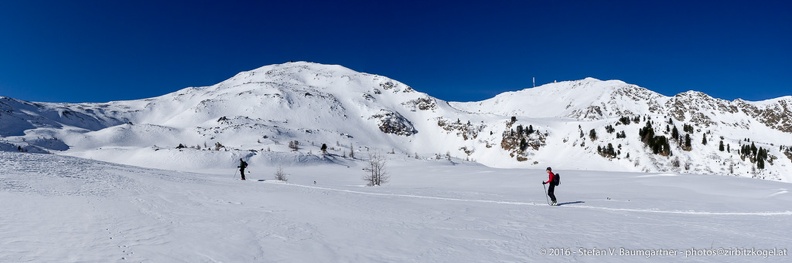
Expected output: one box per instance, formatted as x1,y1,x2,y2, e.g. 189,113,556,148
1,0,789,103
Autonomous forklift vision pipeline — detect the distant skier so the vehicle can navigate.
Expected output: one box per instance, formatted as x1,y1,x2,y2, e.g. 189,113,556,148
542,167,557,206
238,159,248,180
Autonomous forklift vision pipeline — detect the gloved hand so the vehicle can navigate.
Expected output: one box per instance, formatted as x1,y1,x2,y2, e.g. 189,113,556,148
542,182,547,185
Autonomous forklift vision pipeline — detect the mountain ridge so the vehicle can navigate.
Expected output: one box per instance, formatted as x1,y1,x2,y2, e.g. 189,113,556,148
1,61,790,181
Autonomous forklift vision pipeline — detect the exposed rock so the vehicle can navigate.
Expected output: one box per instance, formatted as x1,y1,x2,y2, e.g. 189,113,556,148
370,110,417,136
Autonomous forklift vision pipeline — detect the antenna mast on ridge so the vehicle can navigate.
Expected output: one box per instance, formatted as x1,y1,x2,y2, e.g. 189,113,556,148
533,77,536,88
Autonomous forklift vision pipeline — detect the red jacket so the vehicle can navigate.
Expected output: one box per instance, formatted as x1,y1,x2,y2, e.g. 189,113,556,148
544,171,555,184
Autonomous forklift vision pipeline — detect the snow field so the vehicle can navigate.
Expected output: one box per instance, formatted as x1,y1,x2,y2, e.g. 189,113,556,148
1,152,790,262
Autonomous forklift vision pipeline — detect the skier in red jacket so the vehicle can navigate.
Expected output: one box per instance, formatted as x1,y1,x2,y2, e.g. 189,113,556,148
542,167,557,206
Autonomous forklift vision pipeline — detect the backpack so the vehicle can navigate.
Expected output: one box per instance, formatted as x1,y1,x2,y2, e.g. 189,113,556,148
554,173,560,186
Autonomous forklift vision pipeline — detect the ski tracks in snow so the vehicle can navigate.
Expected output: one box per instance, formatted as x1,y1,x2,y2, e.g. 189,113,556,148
277,182,792,217
769,188,788,197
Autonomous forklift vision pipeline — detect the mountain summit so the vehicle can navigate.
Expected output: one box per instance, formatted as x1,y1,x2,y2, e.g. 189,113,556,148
1,62,790,181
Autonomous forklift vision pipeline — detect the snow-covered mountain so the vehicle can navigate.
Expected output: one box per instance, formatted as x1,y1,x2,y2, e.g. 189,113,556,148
1,62,791,181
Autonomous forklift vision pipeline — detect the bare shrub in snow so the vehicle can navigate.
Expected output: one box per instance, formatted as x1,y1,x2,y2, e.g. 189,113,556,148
363,152,388,186
274,166,288,182
288,140,300,151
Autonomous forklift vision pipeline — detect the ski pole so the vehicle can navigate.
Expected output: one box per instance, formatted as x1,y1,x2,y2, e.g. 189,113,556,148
543,183,550,205
234,170,238,178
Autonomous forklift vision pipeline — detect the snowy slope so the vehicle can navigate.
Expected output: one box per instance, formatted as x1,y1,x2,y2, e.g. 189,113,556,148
1,62,791,182
450,78,664,119
451,78,792,180
1,152,790,262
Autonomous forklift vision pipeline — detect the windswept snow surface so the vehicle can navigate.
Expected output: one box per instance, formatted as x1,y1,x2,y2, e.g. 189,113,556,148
1,152,790,262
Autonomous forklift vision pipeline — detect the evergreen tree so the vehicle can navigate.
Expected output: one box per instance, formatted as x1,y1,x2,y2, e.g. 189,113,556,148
719,140,724,151
645,127,652,142
683,124,694,133
607,143,615,157
652,138,661,154
662,136,671,155
640,120,655,142
702,134,707,145
685,134,692,149
589,129,597,141
758,147,767,161
619,116,631,125
649,136,670,155
671,126,679,140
